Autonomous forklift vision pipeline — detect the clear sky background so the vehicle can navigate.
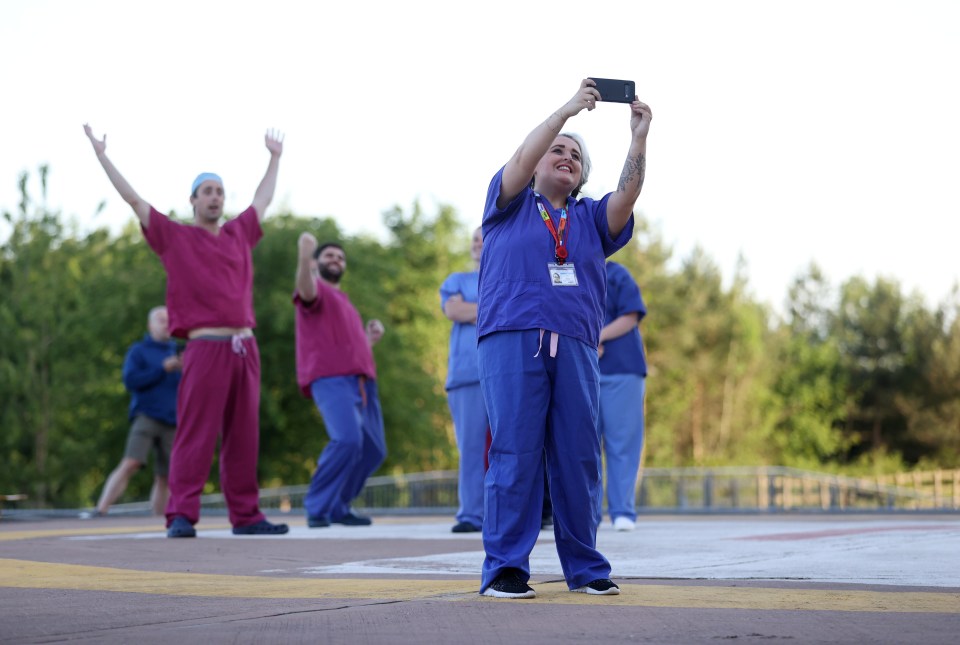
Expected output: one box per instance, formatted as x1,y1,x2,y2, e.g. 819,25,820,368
2,0,958,314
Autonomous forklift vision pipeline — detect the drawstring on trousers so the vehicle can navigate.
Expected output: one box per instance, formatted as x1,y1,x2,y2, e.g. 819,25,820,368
533,329,559,358
231,334,247,357
358,375,368,408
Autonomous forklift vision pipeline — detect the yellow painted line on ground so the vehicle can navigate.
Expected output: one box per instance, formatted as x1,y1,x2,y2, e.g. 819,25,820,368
0,558,957,612
0,524,231,542
0,558,471,600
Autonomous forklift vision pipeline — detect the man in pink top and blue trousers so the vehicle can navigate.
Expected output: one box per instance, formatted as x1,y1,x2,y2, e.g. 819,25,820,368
294,236,387,527
83,124,289,538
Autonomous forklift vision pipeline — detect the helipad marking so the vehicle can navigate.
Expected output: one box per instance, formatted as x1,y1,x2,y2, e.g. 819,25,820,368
0,558,957,612
736,524,960,541
0,524,230,542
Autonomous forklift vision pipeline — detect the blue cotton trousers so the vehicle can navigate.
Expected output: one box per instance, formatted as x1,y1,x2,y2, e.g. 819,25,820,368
305,376,387,521
478,330,611,592
598,373,646,522
448,383,488,529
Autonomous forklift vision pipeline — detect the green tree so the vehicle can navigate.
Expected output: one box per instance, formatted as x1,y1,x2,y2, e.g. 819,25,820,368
251,204,466,486
895,287,960,467
768,265,850,466
6,166,960,507
631,244,775,466
833,276,912,464
374,202,464,471
1,168,166,506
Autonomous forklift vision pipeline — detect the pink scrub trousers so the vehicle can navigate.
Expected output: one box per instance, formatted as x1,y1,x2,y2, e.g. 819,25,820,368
165,335,266,528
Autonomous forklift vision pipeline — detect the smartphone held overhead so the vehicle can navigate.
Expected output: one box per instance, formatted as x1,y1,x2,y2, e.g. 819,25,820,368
589,78,636,104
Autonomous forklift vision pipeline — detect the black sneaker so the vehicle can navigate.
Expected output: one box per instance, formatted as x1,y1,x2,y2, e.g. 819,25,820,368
167,516,196,538
232,519,289,535
451,521,481,533
573,578,620,595
307,515,330,528
331,512,372,526
481,569,536,599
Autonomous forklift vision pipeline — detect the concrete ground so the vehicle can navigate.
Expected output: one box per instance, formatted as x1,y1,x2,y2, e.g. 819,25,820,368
1,512,958,644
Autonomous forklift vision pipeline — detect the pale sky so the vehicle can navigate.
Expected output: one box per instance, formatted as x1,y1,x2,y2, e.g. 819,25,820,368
2,0,958,314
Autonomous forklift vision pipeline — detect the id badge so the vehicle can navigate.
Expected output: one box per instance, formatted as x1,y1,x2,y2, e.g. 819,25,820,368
548,263,579,287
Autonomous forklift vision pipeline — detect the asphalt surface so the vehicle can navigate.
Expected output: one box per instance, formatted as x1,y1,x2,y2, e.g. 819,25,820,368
1,513,958,644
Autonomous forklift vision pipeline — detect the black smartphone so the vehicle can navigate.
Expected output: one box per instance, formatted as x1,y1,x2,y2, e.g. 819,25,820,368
588,78,636,104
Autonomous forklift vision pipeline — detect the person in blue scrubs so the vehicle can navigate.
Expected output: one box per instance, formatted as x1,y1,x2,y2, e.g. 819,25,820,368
477,79,653,599
597,261,648,532
440,227,487,533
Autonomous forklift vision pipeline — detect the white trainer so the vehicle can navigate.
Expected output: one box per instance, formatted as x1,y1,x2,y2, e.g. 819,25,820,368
613,516,636,532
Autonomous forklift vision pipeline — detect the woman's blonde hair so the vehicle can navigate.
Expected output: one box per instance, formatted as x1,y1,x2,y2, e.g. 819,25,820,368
559,132,591,197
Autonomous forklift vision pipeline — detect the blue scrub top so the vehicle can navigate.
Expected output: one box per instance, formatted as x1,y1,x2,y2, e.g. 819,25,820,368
478,167,634,348
440,271,480,390
599,261,647,377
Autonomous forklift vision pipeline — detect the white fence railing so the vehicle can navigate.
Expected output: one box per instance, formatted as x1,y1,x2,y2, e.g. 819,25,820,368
93,467,959,516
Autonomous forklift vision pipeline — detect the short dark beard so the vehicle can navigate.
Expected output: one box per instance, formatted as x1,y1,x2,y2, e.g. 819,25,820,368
319,264,342,284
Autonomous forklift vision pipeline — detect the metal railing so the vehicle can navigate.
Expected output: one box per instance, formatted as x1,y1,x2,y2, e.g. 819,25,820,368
634,466,959,512
196,470,462,515
7,467,953,519
181,467,960,515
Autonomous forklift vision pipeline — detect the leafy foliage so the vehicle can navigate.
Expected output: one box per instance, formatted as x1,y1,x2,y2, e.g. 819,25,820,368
2,168,958,507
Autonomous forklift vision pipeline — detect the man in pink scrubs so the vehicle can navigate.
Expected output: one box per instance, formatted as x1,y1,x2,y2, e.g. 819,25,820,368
293,235,387,527
83,124,289,538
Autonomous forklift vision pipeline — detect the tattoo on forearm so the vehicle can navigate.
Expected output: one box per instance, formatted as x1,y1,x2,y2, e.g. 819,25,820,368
617,152,646,193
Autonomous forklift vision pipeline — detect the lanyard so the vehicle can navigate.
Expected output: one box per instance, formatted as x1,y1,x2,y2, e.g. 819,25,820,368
534,194,570,264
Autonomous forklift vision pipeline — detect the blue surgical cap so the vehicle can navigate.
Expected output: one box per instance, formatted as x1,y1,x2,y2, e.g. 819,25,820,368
191,172,223,196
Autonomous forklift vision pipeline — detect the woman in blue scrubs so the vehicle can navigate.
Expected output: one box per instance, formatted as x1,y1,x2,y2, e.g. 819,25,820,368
477,79,652,598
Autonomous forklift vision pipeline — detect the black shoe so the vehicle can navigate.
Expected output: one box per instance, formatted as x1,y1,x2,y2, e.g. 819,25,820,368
481,569,536,599
232,519,289,535
451,521,481,533
540,517,554,531
573,578,620,595
331,512,372,526
167,516,196,538
307,515,330,528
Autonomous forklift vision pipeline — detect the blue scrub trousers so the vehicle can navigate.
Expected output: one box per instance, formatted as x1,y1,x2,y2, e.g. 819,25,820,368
598,373,646,522
448,383,488,529
305,375,387,521
478,330,611,592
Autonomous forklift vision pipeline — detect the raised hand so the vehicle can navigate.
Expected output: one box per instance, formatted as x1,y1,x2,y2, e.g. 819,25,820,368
83,124,106,156
298,232,318,260
629,98,653,140
560,79,602,118
366,319,385,345
265,128,284,157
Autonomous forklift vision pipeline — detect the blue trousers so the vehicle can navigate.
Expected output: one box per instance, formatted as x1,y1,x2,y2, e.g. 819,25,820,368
478,330,611,592
598,373,646,521
448,383,488,528
305,376,387,521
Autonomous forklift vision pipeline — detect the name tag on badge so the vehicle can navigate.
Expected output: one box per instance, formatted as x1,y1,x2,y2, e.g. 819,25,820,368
548,263,579,287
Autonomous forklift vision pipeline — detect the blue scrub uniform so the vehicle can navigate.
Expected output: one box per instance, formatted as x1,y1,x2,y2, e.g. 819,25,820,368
440,271,487,529
598,261,648,523
477,167,633,592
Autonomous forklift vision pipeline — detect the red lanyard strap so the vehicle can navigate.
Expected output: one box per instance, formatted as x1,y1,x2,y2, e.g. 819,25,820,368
535,195,570,264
